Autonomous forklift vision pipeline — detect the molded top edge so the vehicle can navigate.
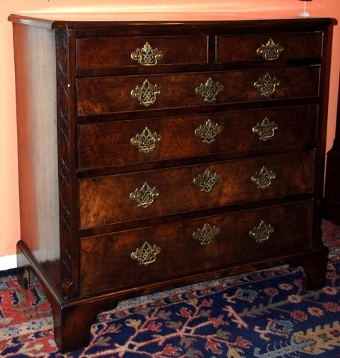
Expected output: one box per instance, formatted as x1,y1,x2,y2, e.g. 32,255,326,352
8,13,337,30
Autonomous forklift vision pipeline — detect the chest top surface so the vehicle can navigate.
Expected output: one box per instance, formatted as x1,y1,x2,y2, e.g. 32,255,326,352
8,13,336,28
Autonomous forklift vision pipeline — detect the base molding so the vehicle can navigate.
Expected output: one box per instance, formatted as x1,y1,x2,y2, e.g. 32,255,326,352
0,254,17,271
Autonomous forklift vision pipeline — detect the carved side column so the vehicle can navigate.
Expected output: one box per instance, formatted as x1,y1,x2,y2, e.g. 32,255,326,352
56,29,79,299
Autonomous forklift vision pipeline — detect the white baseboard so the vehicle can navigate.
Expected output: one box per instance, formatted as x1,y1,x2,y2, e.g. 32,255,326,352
0,254,17,271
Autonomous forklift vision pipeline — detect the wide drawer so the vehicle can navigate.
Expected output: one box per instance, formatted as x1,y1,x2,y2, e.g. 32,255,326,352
216,33,323,62
79,150,315,229
79,200,313,295
77,105,317,170
76,66,320,116
76,36,209,70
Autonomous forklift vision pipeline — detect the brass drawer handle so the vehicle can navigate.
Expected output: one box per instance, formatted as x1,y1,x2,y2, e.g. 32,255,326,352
195,77,224,102
193,223,220,245
249,220,274,244
130,182,160,208
194,119,223,144
252,117,278,141
254,73,280,97
251,166,276,190
256,38,284,61
131,127,162,153
131,241,161,266
193,168,221,192
131,79,161,107
131,42,163,66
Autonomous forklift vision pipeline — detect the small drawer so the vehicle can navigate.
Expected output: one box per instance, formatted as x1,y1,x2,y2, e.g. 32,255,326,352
76,36,208,70
79,200,313,295
77,105,318,170
76,67,320,116
79,150,315,229
216,33,323,62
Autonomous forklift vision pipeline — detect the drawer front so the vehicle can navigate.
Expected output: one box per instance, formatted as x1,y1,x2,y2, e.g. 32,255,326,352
76,67,320,116
216,33,323,62
77,105,317,170
80,200,313,295
79,150,315,229
76,36,208,70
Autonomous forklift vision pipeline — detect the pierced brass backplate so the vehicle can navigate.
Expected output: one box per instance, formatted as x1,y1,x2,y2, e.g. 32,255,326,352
130,127,162,153
131,241,161,266
131,79,161,106
195,77,224,102
252,117,278,141
194,119,223,144
254,73,280,97
249,221,274,244
193,168,221,192
130,182,160,208
193,223,220,245
256,38,284,61
131,42,163,66
251,166,276,190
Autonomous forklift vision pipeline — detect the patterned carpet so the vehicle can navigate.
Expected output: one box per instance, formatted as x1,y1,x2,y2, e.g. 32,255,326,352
1,220,340,357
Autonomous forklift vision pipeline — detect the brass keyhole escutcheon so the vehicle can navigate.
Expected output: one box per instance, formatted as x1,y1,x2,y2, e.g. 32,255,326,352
249,221,274,244
193,223,220,245
251,166,276,190
130,182,160,208
195,77,224,102
131,79,161,107
131,241,161,266
252,117,278,141
195,119,222,144
131,42,163,66
193,168,221,193
130,127,162,153
257,38,284,61
254,73,280,97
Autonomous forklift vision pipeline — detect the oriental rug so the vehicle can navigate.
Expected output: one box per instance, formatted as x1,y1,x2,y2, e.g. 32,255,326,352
1,220,340,357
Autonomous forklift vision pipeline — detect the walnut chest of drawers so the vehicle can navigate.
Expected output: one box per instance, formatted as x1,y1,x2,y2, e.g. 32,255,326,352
9,14,336,351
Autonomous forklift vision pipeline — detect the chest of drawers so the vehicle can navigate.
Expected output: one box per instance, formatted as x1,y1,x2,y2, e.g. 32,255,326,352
9,14,335,352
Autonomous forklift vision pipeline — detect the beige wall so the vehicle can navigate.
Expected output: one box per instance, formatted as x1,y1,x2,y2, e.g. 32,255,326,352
1,0,339,263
